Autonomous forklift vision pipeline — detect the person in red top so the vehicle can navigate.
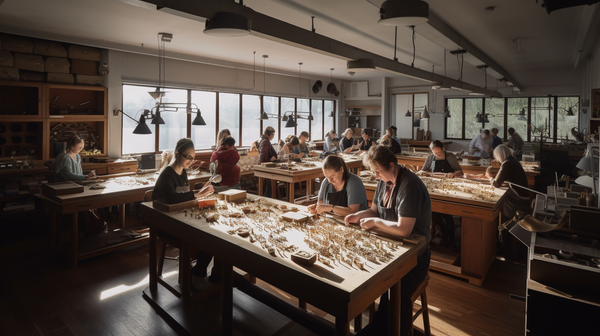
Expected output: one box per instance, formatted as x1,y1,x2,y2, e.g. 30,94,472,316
210,136,240,192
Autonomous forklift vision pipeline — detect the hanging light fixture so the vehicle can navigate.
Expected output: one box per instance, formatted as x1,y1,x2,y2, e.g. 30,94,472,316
203,11,251,37
284,62,312,126
148,33,172,100
347,58,376,72
421,106,431,119
433,51,451,90
443,106,451,118
192,109,207,126
405,110,412,117
133,115,152,135
518,107,528,121
328,68,336,117
150,110,165,125
476,113,485,123
378,0,430,27
257,55,274,121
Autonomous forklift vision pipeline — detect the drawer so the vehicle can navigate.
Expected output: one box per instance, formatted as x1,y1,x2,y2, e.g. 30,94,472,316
95,167,108,175
108,163,137,174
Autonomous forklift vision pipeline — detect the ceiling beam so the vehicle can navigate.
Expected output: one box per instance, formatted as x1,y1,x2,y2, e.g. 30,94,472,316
140,0,499,96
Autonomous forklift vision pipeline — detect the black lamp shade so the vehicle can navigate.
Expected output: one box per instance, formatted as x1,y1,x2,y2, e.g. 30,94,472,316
204,12,251,37
405,110,411,117
258,111,269,120
133,115,152,135
151,111,166,125
285,117,297,128
476,114,485,123
192,110,206,126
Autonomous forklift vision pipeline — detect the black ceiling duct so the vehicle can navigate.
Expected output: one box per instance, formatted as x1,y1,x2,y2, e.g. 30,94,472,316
542,0,600,14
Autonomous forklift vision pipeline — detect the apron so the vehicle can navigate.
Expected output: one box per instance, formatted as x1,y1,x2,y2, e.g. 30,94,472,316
325,179,349,207
376,167,408,222
431,152,454,173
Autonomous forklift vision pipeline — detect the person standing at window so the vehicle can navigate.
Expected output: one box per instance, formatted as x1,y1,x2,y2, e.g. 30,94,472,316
258,126,277,196
52,135,96,182
491,128,503,149
339,128,355,153
308,155,368,217
345,145,431,336
210,136,240,192
468,129,493,158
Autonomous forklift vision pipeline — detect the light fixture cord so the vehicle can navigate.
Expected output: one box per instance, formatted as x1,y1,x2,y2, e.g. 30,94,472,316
393,26,398,61
410,25,416,67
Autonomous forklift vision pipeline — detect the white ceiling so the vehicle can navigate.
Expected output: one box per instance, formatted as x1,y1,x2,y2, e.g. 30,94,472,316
0,0,591,91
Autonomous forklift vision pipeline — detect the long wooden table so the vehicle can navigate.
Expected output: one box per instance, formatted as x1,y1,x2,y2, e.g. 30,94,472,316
141,196,424,336
396,154,539,188
252,155,364,203
363,177,507,286
36,172,210,267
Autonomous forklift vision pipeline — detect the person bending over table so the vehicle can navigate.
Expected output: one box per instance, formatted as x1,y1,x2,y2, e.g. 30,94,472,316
417,140,463,249
52,135,96,182
293,131,313,157
210,136,240,192
324,129,338,152
340,128,355,154
345,145,431,336
386,126,400,145
152,138,217,284
359,129,375,151
507,127,524,161
468,129,493,158
278,135,303,159
258,126,277,196
380,134,402,154
307,155,368,217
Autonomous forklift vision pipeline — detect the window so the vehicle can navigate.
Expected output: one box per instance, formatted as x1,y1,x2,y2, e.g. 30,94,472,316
295,98,310,137
122,85,156,154
262,96,279,141
241,94,260,147
280,97,295,142
219,93,240,144
445,96,579,143
324,100,335,136
446,98,463,139
158,88,188,152
311,100,323,141
191,91,216,149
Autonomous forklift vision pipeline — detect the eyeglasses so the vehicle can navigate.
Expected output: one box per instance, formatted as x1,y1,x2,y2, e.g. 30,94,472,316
181,154,194,160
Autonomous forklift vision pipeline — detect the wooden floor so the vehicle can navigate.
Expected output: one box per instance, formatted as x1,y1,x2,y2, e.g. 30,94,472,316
0,234,526,336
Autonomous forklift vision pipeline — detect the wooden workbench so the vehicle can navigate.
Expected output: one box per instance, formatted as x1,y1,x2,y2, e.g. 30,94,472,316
141,195,424,336
363,176,507,286
252,155,364,203
35,172,210,267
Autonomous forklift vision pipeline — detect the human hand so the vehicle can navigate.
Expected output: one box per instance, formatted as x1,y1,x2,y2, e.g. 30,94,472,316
86,171,96,180
359,218,377,230
307,203,317,215
316,203,333,215
345,213,360,226
270,156,276,161
447,172,455,178
196,183,214,198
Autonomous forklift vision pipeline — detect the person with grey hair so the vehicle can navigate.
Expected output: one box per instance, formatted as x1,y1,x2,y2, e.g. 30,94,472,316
339,128,355,153
468,129,493,158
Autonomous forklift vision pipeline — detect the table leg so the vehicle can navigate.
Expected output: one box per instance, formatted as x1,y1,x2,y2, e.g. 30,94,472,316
149,227,157,293
180,242,190,299
222,262,233,336
298,300,307,311
50,208,57,250
70,212,78,268
389,281,401,336
335,315,349,336
354,314,363,332
118,203,126,228
288,182,295,203
258,177,264,196
270,180,276,199
307,178,314,196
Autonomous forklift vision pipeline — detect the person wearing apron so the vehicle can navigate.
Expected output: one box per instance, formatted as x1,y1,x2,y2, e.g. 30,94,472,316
418,140,463,248
308,155,368,217
152,138,217,286
345,145,431,336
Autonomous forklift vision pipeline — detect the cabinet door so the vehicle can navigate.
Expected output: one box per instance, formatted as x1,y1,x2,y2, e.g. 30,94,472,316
46,84,107,119
0,81,43,119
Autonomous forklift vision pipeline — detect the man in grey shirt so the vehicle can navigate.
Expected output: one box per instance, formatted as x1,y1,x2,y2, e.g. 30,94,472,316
468,129,493,159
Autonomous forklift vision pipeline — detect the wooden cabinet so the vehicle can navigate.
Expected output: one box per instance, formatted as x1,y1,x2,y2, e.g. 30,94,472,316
0,80,107,161
107,161,137,174
590,88,600,134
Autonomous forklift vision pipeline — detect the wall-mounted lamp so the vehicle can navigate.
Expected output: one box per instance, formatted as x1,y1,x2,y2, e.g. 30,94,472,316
113,109,153,135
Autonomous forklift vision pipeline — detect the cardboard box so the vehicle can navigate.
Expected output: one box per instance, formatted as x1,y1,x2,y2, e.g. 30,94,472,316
19,71,45,83
75,74,103,86
33,39,67,57
0,51,13,67
68,45,100,61
0,66,19,81
13,53,44,72
0,34,33,53
47,72,74,84
218,189,246,203
45,57,70,74
70,59,98,75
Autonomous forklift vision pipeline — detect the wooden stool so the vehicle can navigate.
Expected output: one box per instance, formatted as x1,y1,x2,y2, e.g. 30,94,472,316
409,274,431,336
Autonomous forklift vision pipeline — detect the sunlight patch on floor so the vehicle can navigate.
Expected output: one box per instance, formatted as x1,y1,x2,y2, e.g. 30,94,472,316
100,271,177,300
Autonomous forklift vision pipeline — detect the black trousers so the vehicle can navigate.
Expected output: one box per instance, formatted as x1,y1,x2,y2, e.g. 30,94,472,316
432,212,455,242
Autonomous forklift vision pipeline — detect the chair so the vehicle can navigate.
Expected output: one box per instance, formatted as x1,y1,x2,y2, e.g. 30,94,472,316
409,274,431,336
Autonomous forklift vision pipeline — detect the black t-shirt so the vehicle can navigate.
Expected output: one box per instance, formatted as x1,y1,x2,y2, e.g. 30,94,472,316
340,137,353,152
152,166,195,204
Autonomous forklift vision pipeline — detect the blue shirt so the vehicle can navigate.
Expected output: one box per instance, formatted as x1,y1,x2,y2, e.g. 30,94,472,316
318,173,368,210
468,134,493,158
491,135,503,149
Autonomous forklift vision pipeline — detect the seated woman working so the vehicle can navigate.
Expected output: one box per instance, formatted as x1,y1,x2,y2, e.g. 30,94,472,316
380,134,402,154
152,138,217,283
210,136,240,192
339,128,355,153
308,155,368,217
345,145,431,336
417,140,463,249
324,129,338,152
278,135,302,159
52,135,96,182
293,131,316,157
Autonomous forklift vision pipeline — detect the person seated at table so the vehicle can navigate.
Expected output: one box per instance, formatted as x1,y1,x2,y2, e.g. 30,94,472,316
380,134,402,154
345,145,431,336
507,127,524,161
52,135,96,182
308,155,368,217
417,140,463,249
324,129,338,152
359,129,375,151
278,135,303,159
152,138,216,284
468,129,493,158
339,128,355,153
386,126,400,145
216,128,231,148
491,128,503,149
258,126,277,196
210,136,240,192
293,131,312,157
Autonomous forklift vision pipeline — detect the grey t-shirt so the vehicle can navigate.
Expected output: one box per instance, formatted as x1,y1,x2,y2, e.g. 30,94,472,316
318,172,368,210
372,167,431,253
